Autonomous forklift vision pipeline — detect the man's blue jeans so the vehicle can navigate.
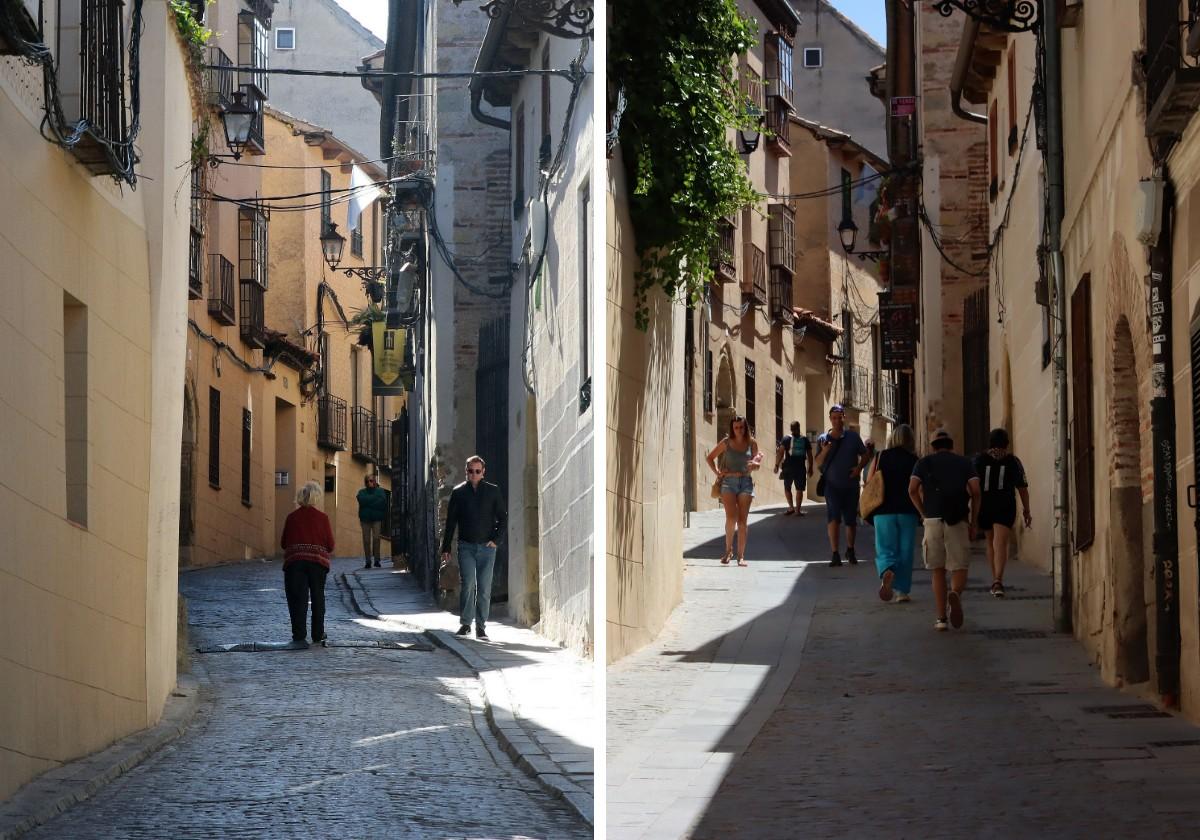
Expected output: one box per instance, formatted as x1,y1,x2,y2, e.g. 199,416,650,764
458,542,497,628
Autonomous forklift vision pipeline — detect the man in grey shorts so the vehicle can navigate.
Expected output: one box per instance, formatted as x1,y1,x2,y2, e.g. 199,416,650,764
909,428,981,631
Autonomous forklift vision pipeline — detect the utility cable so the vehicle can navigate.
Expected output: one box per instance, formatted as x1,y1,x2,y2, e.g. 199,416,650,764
201,65,593,81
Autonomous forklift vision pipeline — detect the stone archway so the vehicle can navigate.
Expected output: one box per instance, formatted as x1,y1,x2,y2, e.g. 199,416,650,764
714,347,736,442
1108,317,1149,684
1103,233,1156,685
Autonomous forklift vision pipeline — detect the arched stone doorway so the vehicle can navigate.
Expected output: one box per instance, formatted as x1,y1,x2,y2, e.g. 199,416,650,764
1108,316,1150,684
179,384,197,566
714,348,736,442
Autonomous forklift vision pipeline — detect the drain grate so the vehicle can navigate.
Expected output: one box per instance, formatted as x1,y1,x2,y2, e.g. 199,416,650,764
1081,704,1160,715
1148,739,1200,747
973,628,1048,639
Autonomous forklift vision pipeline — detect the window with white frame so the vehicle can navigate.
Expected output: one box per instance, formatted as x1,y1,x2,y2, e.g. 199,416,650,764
803,47,822,69
275,27,295,50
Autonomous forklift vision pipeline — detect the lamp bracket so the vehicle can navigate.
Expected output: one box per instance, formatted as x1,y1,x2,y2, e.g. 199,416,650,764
457,0,594,39
931,0,1041,33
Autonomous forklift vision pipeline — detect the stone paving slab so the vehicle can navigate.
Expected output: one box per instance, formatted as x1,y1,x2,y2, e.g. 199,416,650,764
608,501,1200,839
346,565,596,827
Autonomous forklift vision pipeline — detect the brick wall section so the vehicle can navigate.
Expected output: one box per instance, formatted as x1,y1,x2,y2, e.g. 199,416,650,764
919,6,989,438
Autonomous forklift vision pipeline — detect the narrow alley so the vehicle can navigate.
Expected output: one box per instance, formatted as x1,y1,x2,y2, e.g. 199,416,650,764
608,506,1200,839
25,560,588,840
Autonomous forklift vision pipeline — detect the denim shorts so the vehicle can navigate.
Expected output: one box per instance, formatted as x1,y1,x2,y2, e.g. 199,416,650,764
720,475,755,498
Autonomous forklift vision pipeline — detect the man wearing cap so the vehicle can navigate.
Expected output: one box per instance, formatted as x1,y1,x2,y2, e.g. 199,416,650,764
909,428,982,631
814,405,871,567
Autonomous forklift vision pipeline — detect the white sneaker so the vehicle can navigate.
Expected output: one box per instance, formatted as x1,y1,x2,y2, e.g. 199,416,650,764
893,593,911,603
934,617,949,631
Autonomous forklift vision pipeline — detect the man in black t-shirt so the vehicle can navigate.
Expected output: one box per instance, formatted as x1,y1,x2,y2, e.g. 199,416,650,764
909,428,981,632
774,421,813,516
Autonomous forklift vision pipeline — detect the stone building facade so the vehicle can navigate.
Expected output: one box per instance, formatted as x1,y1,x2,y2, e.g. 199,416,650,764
0,0,193,801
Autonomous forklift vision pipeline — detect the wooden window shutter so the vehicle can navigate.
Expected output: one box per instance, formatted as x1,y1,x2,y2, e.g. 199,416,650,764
1070,274,1095,550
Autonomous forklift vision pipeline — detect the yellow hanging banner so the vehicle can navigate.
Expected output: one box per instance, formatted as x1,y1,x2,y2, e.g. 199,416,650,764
371,322,406,396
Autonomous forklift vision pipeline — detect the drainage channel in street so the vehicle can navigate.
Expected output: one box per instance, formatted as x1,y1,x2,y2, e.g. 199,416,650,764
196,639,434,653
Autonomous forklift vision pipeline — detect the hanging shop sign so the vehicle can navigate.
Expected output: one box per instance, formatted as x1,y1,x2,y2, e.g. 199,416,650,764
880,298,916,370
371,321,409,397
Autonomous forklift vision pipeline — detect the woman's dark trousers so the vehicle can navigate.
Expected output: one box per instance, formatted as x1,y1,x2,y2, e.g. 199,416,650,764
284,561,328,641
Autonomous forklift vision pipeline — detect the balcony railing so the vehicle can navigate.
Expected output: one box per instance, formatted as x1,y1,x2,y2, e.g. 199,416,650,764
239,280,266,348
1146,3,1200,139
351,406,377,462
739,63,765,119
842,364,871,410
207,254,235,325
711,219,737,283
769,268,793,324
55,0,132,177
768,204,795,274
318,395,348,451
376,418,393,467
879,375,899,420
188,227,203,299
742,242,767,304
765,96,791,153
205,46,234,109
238,206,268,288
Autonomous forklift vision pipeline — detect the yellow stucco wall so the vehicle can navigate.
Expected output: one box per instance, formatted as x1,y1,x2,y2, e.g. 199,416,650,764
0,4,191,801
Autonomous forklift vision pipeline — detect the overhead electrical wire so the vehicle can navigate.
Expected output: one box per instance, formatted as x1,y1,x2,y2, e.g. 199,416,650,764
201,64,592,81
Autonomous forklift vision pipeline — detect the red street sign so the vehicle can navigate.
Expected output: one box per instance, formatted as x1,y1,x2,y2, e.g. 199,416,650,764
891,96,916,117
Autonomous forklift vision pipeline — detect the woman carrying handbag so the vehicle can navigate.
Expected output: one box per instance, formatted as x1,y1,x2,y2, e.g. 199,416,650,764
868,424,921,603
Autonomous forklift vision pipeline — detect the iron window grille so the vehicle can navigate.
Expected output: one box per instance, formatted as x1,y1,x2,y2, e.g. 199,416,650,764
880,374,899,420
318,395,348,451
774,377,784,445
208,387,221,488
207,254,236,325
351,219,363,257
745,359,757,434
742,242,767,304
54,0,132,177
238,206,269,289
711,218,737,283
239,280,266,348
376,418,393,467
842,364,870,410
769,268,794,324
351,406,377,462
739,61,764,120
189,167,205,300
240,408,252,506
765,95,791,152
205,45,234,109
704,349,714,414
765,32,794,106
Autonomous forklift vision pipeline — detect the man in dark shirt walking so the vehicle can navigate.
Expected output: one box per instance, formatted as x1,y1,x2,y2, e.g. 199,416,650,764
440,455,508,640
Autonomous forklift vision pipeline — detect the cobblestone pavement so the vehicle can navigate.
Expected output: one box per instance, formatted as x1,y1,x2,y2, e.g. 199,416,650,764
609,503,1200,839
29,558,588,840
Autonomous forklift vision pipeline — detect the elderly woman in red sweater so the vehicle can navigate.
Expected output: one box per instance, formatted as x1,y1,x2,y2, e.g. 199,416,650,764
280,480,335,646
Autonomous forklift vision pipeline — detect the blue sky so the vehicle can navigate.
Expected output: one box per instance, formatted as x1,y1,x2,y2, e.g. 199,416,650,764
827,0,887,46
335,1,887,48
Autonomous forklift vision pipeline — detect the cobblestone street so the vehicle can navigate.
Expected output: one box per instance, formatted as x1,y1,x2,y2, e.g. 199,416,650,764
608,505,1200,839
28,559,588,840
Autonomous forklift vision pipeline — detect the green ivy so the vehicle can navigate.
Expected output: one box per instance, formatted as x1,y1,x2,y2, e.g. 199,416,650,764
610,0,760,328
169,0,213,66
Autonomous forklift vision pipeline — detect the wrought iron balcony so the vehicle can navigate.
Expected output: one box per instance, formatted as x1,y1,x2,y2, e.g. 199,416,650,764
842,364,871,411
765,96,791,154
742,242,767,304
205,46,234,109
317,395,348,451
239,280,266,348
710,219,737,283
207,254,236,325
769,268,793,324
351,406,377,462
1146,5,1200,140
879,375,899,420
768,204,795,274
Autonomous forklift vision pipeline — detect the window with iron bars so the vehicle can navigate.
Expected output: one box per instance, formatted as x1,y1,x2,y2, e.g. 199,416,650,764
745,359,757,434
240,408,252,506
351,219,364,257
208,387,221,488
704,349,714,414
320,170,332,235
238,206,268,289
189,166,205,299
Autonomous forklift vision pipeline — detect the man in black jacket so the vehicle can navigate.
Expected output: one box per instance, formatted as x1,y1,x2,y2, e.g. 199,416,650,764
440,455,507,640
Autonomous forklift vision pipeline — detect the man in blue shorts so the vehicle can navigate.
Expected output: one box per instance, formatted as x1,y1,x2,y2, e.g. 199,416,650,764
815,405,870,567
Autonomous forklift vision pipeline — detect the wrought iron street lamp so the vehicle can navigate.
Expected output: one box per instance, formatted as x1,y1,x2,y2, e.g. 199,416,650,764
837,218,888,262
320,223,389,283
221,90,256,161
738,105,764,155
931,0,1041,33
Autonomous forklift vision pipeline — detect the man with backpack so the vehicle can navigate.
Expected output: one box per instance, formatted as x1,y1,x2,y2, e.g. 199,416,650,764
774,421,814,516
908,428,982,631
